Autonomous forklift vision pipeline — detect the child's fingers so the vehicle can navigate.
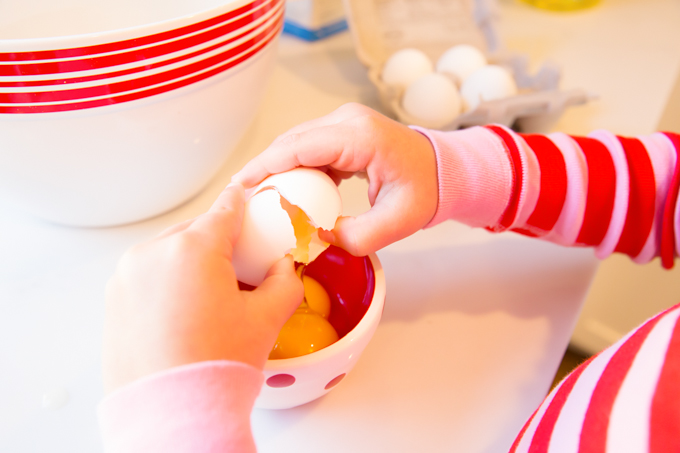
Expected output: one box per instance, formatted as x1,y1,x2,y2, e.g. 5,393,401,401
232,122,370,188
208,182,245,213
231,126,345,187
153,182,247,241
328,201,421,256
326,168,358,184
154,217,197,239
187,183,246,254
249,255,304,327
232,103,376,188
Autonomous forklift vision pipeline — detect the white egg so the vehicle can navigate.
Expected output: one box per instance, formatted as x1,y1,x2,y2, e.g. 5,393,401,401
381,48,434,90
435,44,487,86
232,168,342,286
401,73,462,129
460,65,518,112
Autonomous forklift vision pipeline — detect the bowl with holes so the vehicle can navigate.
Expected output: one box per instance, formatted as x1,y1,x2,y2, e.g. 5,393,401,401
0,0,284,226
254,245,385,410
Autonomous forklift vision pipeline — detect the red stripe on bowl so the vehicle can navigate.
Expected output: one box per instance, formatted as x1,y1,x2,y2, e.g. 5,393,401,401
0,20,282,113
0,14,281,105
0,0,283,88
0,0,280,77
0,0,267,62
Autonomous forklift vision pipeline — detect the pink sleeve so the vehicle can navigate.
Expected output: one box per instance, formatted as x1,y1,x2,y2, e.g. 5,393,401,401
414,125,680,450
411,125,514,228
417,125,680,268
98,361,263,453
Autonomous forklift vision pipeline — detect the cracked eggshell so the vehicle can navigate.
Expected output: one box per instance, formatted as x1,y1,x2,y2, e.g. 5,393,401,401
232,168,342,286
254,168,342,231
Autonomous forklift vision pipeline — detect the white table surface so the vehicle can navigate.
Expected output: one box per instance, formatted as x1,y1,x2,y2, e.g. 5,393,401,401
1,0,678,451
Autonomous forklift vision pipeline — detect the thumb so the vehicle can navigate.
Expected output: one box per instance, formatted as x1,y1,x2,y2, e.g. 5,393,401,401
188,182,246,256
249,255,304,328
324,200,418,256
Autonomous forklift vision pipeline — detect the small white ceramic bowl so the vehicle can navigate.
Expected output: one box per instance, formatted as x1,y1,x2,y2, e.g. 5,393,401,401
0,0,284,226
254,246,386,410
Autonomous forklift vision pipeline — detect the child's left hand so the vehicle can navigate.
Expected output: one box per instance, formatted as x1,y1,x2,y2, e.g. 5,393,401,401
102,183,304,394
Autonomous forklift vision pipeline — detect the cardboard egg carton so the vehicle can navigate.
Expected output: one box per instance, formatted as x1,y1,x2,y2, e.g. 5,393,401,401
342,0,593,132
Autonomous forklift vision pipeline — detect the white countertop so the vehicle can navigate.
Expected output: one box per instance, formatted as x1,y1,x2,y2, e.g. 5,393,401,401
1,0,678,451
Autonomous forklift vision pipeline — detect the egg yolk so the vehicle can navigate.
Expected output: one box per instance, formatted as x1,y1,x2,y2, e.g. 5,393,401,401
269,273,338,360
302,275,331,318
296,266,331,318
269,308,339,360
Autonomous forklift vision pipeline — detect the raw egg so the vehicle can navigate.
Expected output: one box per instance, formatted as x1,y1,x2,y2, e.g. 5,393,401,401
269,308,339,360
269,273,339,360
381,48,434,91
232,168,342,286
297,266,331,318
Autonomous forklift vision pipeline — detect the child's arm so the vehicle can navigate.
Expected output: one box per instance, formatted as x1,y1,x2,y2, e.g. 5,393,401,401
98,183,303,452
234,103,680,266
234,104,680,452
421,125,680,267
232,103,439,256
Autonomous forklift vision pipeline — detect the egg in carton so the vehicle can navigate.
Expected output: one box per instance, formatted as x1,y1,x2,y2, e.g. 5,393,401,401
343,0,594,133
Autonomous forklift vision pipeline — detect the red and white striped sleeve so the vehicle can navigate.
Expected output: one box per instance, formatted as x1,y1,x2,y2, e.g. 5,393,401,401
414,125,680,452
416,125,680,268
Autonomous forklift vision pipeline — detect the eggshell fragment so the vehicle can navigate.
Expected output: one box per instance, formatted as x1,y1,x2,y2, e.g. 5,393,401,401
402,73,462,128
232,168,342,286
460,65,518,112
381,48,434,91
254,168,341,231
435,44,487,86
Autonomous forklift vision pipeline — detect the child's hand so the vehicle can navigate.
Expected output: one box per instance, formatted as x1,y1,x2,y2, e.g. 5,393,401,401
102,183,304,394
232,103,438,256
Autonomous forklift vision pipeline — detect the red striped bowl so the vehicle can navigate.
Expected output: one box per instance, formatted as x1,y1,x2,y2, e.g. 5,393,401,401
0,0,284,226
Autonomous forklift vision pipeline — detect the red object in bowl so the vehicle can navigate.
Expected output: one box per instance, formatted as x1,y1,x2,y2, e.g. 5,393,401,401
238,245,375,339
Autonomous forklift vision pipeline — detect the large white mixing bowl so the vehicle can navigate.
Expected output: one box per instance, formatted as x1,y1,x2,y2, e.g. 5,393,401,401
0,0,284,226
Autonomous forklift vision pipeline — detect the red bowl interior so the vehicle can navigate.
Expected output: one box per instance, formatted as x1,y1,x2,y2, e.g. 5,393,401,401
239,246,375,338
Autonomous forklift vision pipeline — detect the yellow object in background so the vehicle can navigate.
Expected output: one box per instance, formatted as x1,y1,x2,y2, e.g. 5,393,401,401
521,0,599,11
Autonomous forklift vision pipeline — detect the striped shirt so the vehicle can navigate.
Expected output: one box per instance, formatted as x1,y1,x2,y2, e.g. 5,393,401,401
419,125,680,452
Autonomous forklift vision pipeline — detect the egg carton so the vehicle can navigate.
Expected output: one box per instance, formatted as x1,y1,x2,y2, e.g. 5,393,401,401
342,0,593,132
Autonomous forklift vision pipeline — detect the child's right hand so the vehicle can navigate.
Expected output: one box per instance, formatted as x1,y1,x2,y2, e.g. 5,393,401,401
232,103,439,256
102,183,304,395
